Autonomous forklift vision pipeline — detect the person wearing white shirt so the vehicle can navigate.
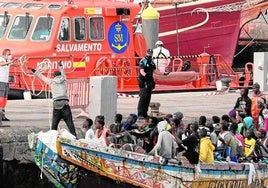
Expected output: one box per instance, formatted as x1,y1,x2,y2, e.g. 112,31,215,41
82,118,95,140
153,40,171,73
0,49,13,126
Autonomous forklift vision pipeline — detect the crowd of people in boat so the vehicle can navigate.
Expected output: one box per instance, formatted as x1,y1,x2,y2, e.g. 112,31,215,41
79,82,268,165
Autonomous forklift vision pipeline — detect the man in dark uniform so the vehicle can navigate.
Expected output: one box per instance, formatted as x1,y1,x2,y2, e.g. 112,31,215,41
137,49,169,118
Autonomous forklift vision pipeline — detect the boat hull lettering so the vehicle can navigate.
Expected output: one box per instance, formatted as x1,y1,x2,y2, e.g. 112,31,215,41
56,43,102,53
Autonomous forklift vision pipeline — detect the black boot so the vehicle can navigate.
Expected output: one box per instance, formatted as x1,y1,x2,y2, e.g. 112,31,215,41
2,115,10,121
2,109,9,121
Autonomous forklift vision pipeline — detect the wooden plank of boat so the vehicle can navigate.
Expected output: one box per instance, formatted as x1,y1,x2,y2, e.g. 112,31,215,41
28,132,83,188
56,136,268,188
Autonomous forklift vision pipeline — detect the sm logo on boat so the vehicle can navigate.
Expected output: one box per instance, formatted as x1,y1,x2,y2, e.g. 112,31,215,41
108,22,129,54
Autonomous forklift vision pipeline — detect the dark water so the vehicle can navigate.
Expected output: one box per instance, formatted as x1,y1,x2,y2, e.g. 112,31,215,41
2,161,54,188
2,160,139,188
78,172,139,188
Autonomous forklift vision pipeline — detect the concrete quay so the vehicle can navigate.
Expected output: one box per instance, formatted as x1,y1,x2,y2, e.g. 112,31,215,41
0,90,242,162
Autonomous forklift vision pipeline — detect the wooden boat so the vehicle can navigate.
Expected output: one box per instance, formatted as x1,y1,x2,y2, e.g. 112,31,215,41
28,129,268,188
28,130,85,188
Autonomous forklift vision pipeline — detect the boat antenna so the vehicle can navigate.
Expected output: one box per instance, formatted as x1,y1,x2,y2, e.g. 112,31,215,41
173,2,179,56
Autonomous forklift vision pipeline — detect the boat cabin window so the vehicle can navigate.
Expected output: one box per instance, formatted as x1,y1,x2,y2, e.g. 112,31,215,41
74,17,86,41
0,14,10,38
3,2,21,9
89,17,104,41
23,3,44,10
32,17,53,41
58,17,70,41
48,4,61,10
8,15,33,40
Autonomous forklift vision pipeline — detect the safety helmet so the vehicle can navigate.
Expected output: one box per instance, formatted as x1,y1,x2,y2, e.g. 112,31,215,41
155,40,163,47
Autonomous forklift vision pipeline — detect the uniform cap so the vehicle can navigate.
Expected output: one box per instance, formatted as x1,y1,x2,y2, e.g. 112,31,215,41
146,49,153,55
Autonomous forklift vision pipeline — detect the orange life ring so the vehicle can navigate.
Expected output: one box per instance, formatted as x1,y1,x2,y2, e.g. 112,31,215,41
115,58,132,81
95,57,112,76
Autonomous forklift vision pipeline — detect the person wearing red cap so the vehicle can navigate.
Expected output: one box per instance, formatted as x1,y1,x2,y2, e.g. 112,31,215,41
137,49,169,118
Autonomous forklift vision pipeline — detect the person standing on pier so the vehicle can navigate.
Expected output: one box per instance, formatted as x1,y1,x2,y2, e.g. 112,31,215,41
153,40,171,73
0,49,14,126
31,62,77,137
137,49,169,118
234,87,252,117
251,82,266,128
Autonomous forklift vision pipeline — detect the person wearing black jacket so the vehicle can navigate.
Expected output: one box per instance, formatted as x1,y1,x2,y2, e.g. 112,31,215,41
137,49,169,118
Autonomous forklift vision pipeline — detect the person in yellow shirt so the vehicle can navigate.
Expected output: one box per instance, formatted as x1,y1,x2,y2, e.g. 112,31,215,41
199,128,215,164
244,130,256,158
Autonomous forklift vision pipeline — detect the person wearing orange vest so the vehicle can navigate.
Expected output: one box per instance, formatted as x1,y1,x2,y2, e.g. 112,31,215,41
251,82,266,128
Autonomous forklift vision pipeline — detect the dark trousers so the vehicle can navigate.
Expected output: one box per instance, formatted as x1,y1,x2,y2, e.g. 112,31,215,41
137,87,152,118
52,104,76,136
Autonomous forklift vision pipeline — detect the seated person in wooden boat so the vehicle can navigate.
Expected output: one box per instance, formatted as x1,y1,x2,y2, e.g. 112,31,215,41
108,113,138,146
218,123,240,162
93,115,105,132
114,131,134,146
170,112,185,141
253,128,268,163
244,130,256,160
82,118,94,140
121,113,139,131
109,113,123,134
211,123,225,161
130,117,153,152
95,119,116,146
148,121,178,159
177,121,199,165
199,128,215,164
